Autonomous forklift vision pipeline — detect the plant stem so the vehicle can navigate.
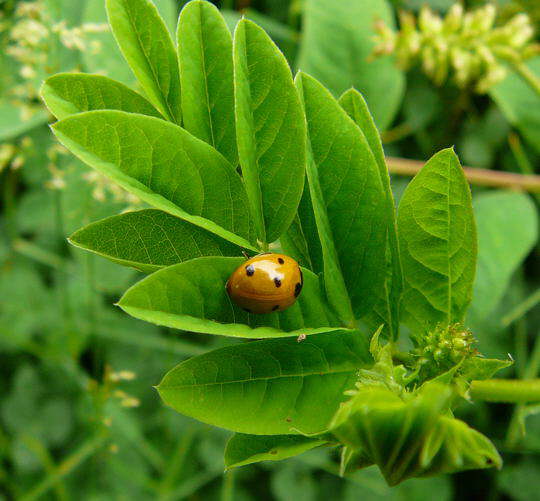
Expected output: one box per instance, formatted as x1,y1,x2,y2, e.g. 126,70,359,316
20,432,108,501
502,288,540,327
470,379,540,403
386,156,540,192
221,470,235,501
509,59,540,97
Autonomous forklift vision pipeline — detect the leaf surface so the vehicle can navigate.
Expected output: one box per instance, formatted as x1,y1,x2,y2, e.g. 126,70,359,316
69,209,242,273
118,257,342,338
297,0,404,130
339,88,402,339
52,110,255,250
234,19,306,244
157,330,371,434
397,148,476,335
225,434,328,468
296,72,388,324
106,0,181,122
41,73,163,120
178,0,237,165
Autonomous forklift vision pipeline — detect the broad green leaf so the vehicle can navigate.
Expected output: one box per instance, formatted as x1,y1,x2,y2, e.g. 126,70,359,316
51,110,255,250
280,187,323,274
224,434,328,468
297,0,404,131
330,382,501,486
41,73,163,120
467,192,538,331
397,148,477,336
460,357,512,381
106,0,181,122
157,330,372,435
490,58,540,154
339,88,402,340
177,1,237,165
295,72,388,325
233,19,306,244
118,257,342,338
69,209,242,273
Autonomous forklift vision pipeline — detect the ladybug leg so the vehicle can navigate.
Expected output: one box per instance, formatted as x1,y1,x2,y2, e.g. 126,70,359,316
242,250,250,260
297,333,306,343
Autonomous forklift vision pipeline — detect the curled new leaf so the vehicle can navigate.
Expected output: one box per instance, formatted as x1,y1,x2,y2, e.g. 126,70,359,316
330,382,501,485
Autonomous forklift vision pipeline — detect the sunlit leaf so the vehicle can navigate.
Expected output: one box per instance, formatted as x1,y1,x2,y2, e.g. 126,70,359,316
157,330,372,434
397,148,476,336
69,209,242,273
41,73,163,120
52,110,255,249
118,257,342,338
234,19,306,244
106,0,181,122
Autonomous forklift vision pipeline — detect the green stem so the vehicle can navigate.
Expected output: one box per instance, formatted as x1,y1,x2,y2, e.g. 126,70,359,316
220,470,235,501
502,288,540,328
509,59,540,97
20,433,108,501
470,379,540,403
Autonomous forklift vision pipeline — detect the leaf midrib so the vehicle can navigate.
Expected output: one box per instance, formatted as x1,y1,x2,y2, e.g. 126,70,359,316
160,367,358,389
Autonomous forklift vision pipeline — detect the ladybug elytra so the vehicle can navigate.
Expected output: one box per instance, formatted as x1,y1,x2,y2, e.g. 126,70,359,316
226,253,303,314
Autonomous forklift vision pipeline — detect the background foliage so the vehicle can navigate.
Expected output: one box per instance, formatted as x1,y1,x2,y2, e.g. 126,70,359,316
1,0,539,499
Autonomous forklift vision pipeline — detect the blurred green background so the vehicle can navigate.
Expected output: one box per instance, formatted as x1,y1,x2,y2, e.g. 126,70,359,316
1,0,540,499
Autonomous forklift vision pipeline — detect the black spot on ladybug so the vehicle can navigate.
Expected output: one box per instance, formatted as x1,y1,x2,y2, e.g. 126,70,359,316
242,307,252,313
274,277,282,287
294,282,303,297
278,257,284,264
245,264,254,276
272,305,280,311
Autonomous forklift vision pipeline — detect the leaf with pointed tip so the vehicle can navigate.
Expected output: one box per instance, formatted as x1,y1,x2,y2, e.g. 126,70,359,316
52,110,256,250
295,72,388,325
397,148,477,336
69,209,242,273
118,257,342,338
225,434,328,468
157,330,372,434
234,19,306,244
106,0,181,122
41,73,163,120
339,88,402,340
178,1,237,165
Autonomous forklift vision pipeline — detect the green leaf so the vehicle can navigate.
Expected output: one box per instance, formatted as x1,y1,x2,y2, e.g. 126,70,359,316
177,1,237,165
118,257,342,338
490,57,540,154
233,19,306,244
40,73,163,120
297,0,404,131
467,192,538,331
397,148,477,335
51,110,255,250
106,0,181,122
339,88,402,340
224,434,328,468
330,382,501,485
460,357,512,381
295,72,388,325
69,209,242,273
157,330,371,435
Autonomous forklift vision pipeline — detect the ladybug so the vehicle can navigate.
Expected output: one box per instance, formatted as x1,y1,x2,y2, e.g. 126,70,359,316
226,253,303,314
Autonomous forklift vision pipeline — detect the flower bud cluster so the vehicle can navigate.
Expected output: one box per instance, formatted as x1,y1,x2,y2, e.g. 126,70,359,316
412,324,477,379
374,3,540,92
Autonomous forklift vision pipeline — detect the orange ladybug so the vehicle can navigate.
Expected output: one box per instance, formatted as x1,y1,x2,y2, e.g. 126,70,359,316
226,253,303,314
